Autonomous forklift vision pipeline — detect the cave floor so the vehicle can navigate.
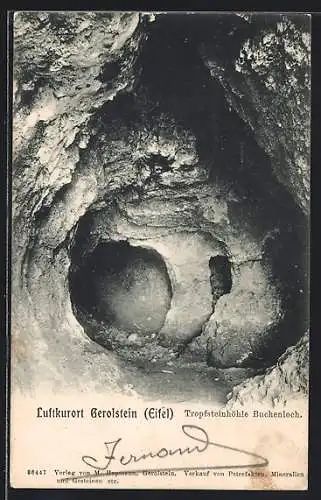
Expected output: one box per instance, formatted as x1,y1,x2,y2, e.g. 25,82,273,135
118,359,261,404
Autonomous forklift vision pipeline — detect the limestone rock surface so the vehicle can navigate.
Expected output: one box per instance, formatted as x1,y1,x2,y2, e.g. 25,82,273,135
11,12,309,403
225,332,309,407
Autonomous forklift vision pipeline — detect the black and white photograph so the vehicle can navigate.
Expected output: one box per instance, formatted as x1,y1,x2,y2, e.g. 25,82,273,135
10,11,310,490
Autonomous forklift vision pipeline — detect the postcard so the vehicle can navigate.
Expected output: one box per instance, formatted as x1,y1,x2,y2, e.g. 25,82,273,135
10,11,310,490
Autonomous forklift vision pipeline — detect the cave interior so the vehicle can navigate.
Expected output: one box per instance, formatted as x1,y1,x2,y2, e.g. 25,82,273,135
65,14,308,385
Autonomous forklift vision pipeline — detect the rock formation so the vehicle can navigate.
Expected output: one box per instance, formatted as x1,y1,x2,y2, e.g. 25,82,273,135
226,332,309,407
12,12,310,403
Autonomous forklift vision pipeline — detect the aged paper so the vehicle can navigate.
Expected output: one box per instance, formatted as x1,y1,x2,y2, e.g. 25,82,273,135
10,11,310,490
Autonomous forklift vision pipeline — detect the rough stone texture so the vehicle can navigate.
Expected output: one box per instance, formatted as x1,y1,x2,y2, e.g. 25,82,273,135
201,15,310,215
12,11,146,392
13,11,144,226
56,103,306,369
11,12,309,402
225,332,309,407
64,106,304,367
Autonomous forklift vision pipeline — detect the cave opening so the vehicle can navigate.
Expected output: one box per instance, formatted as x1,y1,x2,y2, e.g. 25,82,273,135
69,240,173,338
65,13,308,371
135,13,310,237
12,12,310,404
209,256,232,304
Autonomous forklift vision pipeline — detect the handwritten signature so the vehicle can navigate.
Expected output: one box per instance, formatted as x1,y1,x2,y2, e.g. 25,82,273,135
65,424,269,480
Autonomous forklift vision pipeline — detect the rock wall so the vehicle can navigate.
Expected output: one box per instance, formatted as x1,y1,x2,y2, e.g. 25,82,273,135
226,332,309,407
201,14,310,215
12,11,146,392
12,12,309,402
